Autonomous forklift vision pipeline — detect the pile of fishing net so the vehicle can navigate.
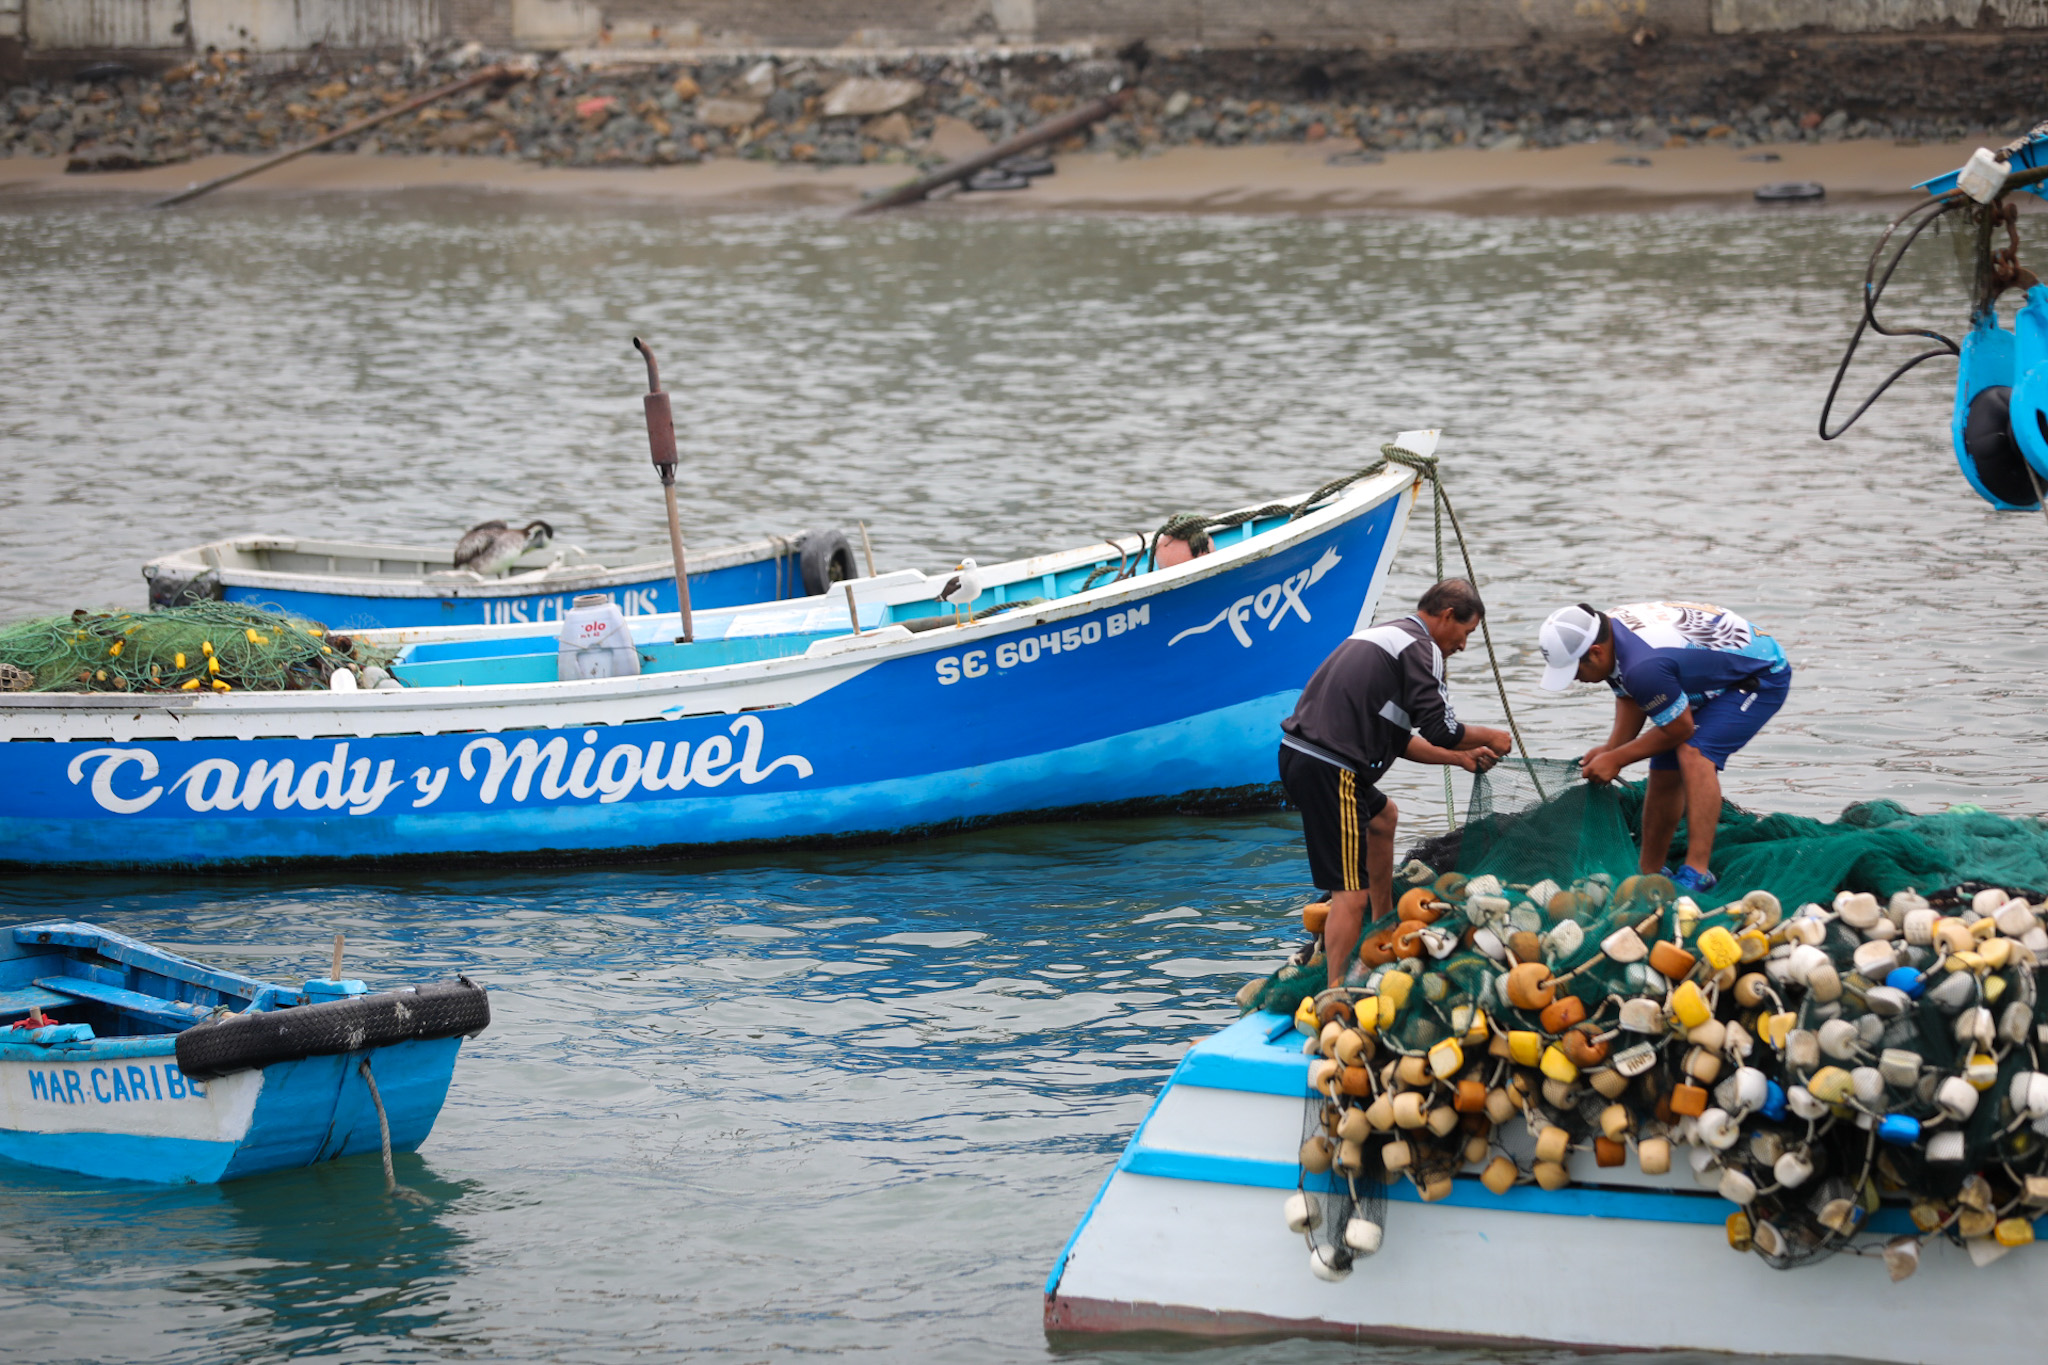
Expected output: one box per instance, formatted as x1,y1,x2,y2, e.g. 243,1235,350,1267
0,603,395,694
1247,759,2048,1280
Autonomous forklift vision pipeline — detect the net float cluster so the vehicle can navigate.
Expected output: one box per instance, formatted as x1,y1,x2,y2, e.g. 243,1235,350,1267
1240,864,2048,1278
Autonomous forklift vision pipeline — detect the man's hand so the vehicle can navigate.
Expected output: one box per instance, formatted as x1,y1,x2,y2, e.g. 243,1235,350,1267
1582,750,1624,785
1455,748,1499,774
1473,725,1513,756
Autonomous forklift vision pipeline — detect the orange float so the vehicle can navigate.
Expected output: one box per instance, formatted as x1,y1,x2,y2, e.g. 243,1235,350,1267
1397,887,1441,923
1539,994,1588,1034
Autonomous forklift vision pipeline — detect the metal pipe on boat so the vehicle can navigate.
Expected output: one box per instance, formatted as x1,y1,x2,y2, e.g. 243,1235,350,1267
843,582,862,635
632,337,694,644
857,520,876,579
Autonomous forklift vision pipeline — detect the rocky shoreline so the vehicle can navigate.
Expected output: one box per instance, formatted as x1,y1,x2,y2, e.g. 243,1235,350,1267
7,35,2046,175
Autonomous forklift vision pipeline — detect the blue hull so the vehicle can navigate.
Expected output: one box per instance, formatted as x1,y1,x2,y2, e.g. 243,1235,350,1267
226,553,799,631
0,1038,460,1184
2,482,1411,870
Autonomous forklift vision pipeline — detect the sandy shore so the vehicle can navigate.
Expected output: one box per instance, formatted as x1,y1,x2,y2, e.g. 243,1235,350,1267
0,136,1978,214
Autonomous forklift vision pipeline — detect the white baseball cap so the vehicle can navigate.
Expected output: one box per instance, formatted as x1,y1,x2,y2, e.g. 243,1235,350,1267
1538,604,1603,691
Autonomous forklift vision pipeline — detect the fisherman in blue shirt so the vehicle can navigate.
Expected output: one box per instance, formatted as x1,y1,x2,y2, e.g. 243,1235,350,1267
1536,601,1791,895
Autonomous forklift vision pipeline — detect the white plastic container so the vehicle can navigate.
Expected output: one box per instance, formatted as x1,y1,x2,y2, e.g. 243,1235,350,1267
557,593,642,682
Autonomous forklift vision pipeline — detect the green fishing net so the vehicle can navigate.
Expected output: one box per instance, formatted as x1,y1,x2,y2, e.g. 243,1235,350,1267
1446,756,2048,909
0,602,394,694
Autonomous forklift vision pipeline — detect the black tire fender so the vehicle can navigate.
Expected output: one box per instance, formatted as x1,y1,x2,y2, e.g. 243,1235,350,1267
796,528,857,595
175,977,490,1080
1963,385,2040,509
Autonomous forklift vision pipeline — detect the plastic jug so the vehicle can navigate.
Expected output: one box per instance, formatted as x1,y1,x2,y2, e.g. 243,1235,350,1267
557,594,642,682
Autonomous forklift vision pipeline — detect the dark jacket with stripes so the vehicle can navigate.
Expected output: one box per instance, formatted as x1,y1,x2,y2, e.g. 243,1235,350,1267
1280,615,1465,779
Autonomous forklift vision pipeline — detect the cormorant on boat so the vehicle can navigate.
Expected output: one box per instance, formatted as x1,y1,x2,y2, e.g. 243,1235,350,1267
454,520,554,576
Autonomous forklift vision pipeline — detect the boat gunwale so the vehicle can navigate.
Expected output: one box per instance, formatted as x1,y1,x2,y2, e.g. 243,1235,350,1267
6,470,1416,732
144,530,816,600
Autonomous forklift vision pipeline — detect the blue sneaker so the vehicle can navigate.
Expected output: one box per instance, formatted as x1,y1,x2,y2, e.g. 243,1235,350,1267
1672,865,1718,895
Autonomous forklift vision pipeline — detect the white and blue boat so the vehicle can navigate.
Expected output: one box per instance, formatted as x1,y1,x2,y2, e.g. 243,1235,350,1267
140,527,860,629
0,444,1426,871
1046,1011,2048,1364
0,921,487,1183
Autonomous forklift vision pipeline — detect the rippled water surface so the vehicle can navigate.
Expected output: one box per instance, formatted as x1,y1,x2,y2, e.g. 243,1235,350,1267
0,193,2039,1363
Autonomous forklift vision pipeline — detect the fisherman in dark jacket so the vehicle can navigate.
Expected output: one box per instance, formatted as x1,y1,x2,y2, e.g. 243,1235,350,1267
1279,578,1514,990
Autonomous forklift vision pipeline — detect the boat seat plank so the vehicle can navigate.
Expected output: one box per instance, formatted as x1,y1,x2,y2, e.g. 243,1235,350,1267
35,976,214,1030
14,922,266,1000
0,985,76,1019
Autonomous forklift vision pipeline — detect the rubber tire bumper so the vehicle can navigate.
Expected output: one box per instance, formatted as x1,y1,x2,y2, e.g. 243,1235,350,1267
797,528,857,594
1964,385,2040,509
175,978,490,1080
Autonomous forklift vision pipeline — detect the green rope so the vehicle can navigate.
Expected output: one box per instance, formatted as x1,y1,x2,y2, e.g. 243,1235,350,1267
1424,473,1459,833
1375,441,1546,804
1141,450,1542,811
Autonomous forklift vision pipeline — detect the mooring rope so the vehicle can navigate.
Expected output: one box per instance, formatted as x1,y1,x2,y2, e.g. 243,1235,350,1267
358,1059,431,1206
1138,448,1542,814
1372,442,1546,807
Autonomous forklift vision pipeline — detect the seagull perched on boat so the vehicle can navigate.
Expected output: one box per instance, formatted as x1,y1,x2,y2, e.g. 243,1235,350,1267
454,520,553,577
937,557,981,625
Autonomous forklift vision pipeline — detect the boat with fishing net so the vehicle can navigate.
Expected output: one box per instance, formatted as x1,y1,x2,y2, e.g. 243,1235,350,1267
0,442,1434,871
1047,760,2048,1363
0,922,487,1184
140,526,860,629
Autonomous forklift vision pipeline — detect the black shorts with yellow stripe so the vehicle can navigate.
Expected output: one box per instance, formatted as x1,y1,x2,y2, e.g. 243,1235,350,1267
1278,742,1390,893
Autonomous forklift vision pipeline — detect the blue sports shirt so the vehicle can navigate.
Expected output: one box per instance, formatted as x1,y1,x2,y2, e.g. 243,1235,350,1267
1605,602,1788,728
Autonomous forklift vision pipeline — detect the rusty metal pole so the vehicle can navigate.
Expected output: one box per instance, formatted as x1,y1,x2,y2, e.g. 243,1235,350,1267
846,88,1132,217
151,63,527,210
633,337,694,644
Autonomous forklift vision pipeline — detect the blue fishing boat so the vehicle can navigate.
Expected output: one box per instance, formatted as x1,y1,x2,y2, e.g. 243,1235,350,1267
1823,123,2048,509
0,921,487,1183
140,527,860,629
0,442,1429,871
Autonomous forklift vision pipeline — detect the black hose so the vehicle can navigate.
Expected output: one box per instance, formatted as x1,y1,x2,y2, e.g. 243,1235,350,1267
1818,192,1966,441
1820,164,2048,442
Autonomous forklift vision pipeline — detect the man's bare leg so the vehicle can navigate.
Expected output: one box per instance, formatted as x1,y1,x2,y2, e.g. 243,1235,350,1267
1323,888,1371,991
1676,744,1723,874
1366,798,1398,925
1638,769,1685,876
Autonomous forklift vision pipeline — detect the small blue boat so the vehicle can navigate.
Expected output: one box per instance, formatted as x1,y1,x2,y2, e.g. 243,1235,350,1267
0,922,487,1183
141,527,860,630
2,447,1424,871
